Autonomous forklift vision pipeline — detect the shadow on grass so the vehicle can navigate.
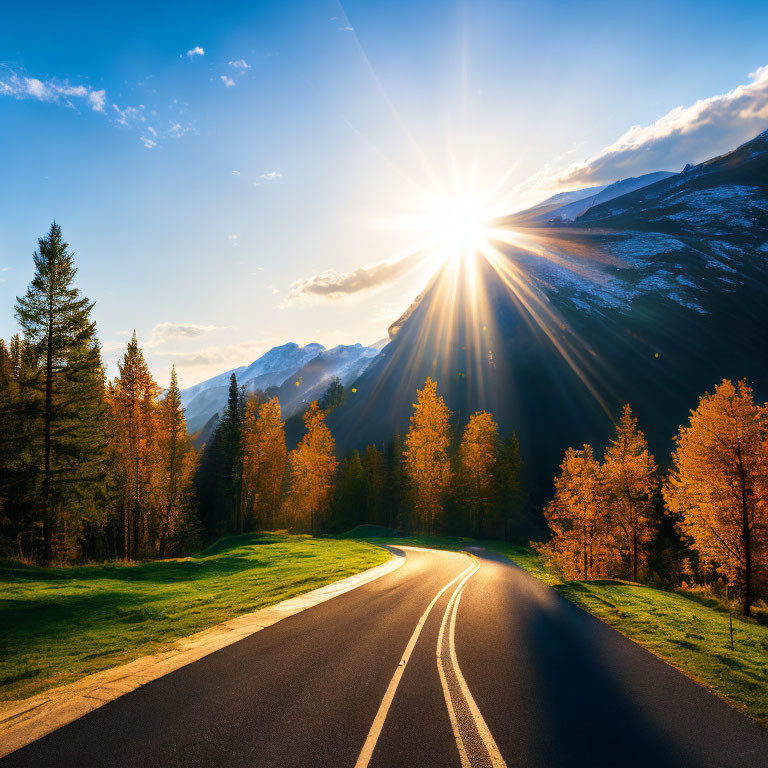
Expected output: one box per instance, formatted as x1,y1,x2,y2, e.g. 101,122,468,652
0,533,287,586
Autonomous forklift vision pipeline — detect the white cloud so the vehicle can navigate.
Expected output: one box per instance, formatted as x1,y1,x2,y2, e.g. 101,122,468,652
146,321,219,348
284,251,424,305
229,59,250,70
0,71,106,112
112,104,145,126
220,75,235,88
339,26,354,32
231,169,241,176
253,171,282,186
268,285,280,295
169,341,268,370
227,234,239,246
551,65,768,187
186,46,205,58
140,136,157,149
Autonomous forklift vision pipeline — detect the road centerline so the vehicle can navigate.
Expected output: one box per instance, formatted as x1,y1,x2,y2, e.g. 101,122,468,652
353,550,475,768
437,558,507,768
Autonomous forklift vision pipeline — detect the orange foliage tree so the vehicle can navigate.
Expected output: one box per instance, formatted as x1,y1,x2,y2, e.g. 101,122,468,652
603,404,657,581
241,396,286,530
457,411,499,537
286,401,337,533
403,377,451,533
540,445,608,579
664,379,766,615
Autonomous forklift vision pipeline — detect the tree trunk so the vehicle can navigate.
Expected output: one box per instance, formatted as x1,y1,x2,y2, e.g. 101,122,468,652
632,532,638,582
736,445,752,617
41,287,54,564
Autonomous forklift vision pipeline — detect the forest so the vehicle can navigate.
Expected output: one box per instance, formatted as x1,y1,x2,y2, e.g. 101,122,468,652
1,224,766,616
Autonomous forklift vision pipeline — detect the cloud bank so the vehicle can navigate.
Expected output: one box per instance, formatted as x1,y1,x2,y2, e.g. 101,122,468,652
146,321,218,347
554,65,768,186
284,251,424,304
0,72,105,112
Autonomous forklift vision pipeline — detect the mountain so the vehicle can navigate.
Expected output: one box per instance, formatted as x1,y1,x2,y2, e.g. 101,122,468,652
181,342,379,435
514,171,675,225
329,128,768,503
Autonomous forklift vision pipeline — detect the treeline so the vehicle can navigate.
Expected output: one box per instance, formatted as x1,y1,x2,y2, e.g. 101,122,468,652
0,223,526,564
540,382,768,616
0,225,199,562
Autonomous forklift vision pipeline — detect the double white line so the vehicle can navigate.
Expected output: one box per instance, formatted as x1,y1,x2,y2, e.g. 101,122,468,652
354,553,507,768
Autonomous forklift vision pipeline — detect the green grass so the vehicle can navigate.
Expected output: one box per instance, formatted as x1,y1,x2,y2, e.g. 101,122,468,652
0,533,389,703
337,524,472,552
482,541,768,726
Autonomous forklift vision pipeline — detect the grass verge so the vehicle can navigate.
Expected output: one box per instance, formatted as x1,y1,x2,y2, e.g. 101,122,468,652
0,533,389,702
482,541,768,726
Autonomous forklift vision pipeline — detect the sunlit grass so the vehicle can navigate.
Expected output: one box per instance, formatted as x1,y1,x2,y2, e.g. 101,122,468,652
0,533,389,702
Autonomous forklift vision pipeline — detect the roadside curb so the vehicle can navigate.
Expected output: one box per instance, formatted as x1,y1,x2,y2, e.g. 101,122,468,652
0,546,406,759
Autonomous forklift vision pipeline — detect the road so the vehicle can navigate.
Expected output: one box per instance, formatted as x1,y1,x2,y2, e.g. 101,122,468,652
2,546,766,767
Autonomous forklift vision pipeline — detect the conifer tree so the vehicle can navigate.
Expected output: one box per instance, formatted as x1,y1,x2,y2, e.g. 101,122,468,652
156,366,197,555
603,404,657,581
109,332,160,559
664,380,766,615
331,450,365,532
14,223,107,562
404,378,451,533
362,444,385,526
495,434,526,541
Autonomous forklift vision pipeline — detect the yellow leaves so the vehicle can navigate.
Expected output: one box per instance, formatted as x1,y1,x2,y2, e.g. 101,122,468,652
404,377,452,532
663,379,766,598
286,401,337,533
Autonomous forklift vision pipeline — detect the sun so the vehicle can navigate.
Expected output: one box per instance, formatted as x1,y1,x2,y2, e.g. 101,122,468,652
424,193,493,260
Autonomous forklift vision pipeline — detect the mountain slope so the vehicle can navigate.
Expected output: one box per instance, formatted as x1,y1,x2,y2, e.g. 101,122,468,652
330,128,768,503
182,342,379,434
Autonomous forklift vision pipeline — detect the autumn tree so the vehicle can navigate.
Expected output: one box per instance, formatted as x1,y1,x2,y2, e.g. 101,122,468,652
285,401,337,533
603,405,657,581
108,332,160,559
240,396,286,530
404,378,452,533
15,223,107,562
457,411,499,537
540,445,608,580
664,380,766,615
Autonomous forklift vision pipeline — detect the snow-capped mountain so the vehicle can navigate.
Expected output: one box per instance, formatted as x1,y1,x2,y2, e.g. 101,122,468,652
328,127,768,503
182,342,379,435
514,171,675,224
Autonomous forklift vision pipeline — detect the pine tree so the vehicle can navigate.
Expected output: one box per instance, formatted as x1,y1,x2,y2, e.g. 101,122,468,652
495,434,526,542
603,405,657,581
108,332,160,559
403,378,451,533
457,411,499,537
331,450,365,532
362,444,385,526
156,366,197,556
320,377,346,412
664,380,766,616
14,223,107,562
285,402,337,533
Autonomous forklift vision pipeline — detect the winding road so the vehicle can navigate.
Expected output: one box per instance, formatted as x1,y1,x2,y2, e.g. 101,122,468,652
2,546,766,767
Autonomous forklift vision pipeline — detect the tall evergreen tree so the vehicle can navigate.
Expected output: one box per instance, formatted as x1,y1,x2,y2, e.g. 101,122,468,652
14,223,106,562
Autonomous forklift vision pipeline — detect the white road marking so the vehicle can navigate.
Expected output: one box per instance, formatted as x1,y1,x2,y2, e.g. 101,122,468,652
437,557,508,767
354,554,476,768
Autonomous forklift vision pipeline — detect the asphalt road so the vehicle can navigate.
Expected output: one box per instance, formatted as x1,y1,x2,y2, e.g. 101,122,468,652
2,546,767,768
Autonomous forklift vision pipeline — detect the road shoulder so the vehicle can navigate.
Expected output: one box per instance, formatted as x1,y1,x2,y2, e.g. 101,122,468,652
0,547,405,759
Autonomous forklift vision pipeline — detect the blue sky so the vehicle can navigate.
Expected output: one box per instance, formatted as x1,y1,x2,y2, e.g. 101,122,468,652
2,0,767,386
